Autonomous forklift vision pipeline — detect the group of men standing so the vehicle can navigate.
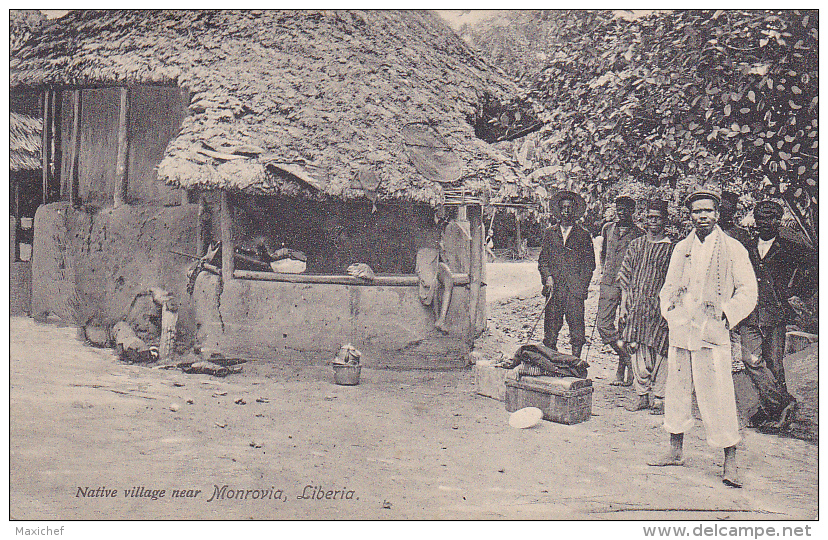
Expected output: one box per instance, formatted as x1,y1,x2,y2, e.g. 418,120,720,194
537,186,815,487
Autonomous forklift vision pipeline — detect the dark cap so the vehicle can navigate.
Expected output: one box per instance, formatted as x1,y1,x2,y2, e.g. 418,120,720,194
615,195,636,208
754,200,783,219
683,188,721,209
646,199,669,215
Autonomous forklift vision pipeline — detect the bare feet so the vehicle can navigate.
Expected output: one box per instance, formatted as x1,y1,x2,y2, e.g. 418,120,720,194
775,400,798,430
649,397,665,415
650,433,685,466
722,446,741,488
622,367,633,387
610,361,627,386
625,394,649,412
722,474,742,488
647,454,686,467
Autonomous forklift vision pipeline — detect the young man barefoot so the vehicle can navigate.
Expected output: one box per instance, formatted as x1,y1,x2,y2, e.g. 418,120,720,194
649,187,757,488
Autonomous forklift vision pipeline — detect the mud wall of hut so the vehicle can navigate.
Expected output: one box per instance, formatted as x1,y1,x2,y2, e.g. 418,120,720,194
32,84,196,341
192,274,473,369
189,194,481,368
31,201,200,344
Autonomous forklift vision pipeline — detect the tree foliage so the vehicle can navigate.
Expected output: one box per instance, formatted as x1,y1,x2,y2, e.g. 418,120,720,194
462,10,818,243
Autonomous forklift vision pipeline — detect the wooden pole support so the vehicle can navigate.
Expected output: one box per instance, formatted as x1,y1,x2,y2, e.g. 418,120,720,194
12,182,21,262
41,90,51,206
231,270,469,286
114,87,130,207
51,90,62,203
68,90,82,207
197,190,209,257
469,204,484,336
220,191,234,280
457,204,468,222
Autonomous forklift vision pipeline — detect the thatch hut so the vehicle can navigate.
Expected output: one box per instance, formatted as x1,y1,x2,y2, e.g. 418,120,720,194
9,111,42,260
9,110,43,315
12,10,537,367
9,9,49,269
10,112,42,173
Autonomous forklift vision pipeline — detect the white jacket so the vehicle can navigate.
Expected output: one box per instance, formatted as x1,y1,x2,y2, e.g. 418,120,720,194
660,225,757,350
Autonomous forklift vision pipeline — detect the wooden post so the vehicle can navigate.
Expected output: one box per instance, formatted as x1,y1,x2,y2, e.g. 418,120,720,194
51,89,61,203
197,190,209,257
220,190,234,280
457,204,467,222
41,90,51,206
515,210,522,258
469,204,484,336
114,87,129,207
12,181,21,262
67,90,82,207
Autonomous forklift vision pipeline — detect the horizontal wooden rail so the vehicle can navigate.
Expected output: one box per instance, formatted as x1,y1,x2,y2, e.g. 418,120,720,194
232,270,470,287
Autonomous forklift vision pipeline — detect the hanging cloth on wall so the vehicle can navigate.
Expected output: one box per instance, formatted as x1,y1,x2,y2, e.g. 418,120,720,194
416,248,440,305
441,218,472,273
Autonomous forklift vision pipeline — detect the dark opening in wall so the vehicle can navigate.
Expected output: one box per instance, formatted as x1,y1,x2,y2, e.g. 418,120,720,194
219,194,442,275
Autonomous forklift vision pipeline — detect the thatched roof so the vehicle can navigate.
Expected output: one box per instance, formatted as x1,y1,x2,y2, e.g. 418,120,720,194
10,112,42,172
11,10,536,206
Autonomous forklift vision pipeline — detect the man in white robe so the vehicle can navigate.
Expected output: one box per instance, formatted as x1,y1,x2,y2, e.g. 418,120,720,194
649,188,757,488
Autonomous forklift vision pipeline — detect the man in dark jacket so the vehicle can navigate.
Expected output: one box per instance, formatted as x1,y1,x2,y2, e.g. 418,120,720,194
740,200,817,429
720,191,751,247
538,190,596,358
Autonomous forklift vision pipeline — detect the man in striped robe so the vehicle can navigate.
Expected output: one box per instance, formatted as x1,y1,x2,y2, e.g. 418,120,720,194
617,199,675,415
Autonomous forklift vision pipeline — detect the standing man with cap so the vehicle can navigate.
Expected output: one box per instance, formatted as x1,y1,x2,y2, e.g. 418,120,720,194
538,189,596,358
719,191,751,247
617,199,675,414
740,200,816,429
598,195,643,385
720,190,757,422
650,187,757,488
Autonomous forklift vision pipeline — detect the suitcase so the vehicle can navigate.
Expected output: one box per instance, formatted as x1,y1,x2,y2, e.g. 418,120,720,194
474,360,508,401
505,376,593,425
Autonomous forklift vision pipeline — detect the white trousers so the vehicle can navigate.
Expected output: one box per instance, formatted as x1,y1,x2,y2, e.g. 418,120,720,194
663,345,741,448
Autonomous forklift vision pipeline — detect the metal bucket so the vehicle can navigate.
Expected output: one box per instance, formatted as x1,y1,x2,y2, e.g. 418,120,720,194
333,364,361,386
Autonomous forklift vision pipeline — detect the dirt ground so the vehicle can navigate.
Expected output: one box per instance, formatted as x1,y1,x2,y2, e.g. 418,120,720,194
8,262,818,520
